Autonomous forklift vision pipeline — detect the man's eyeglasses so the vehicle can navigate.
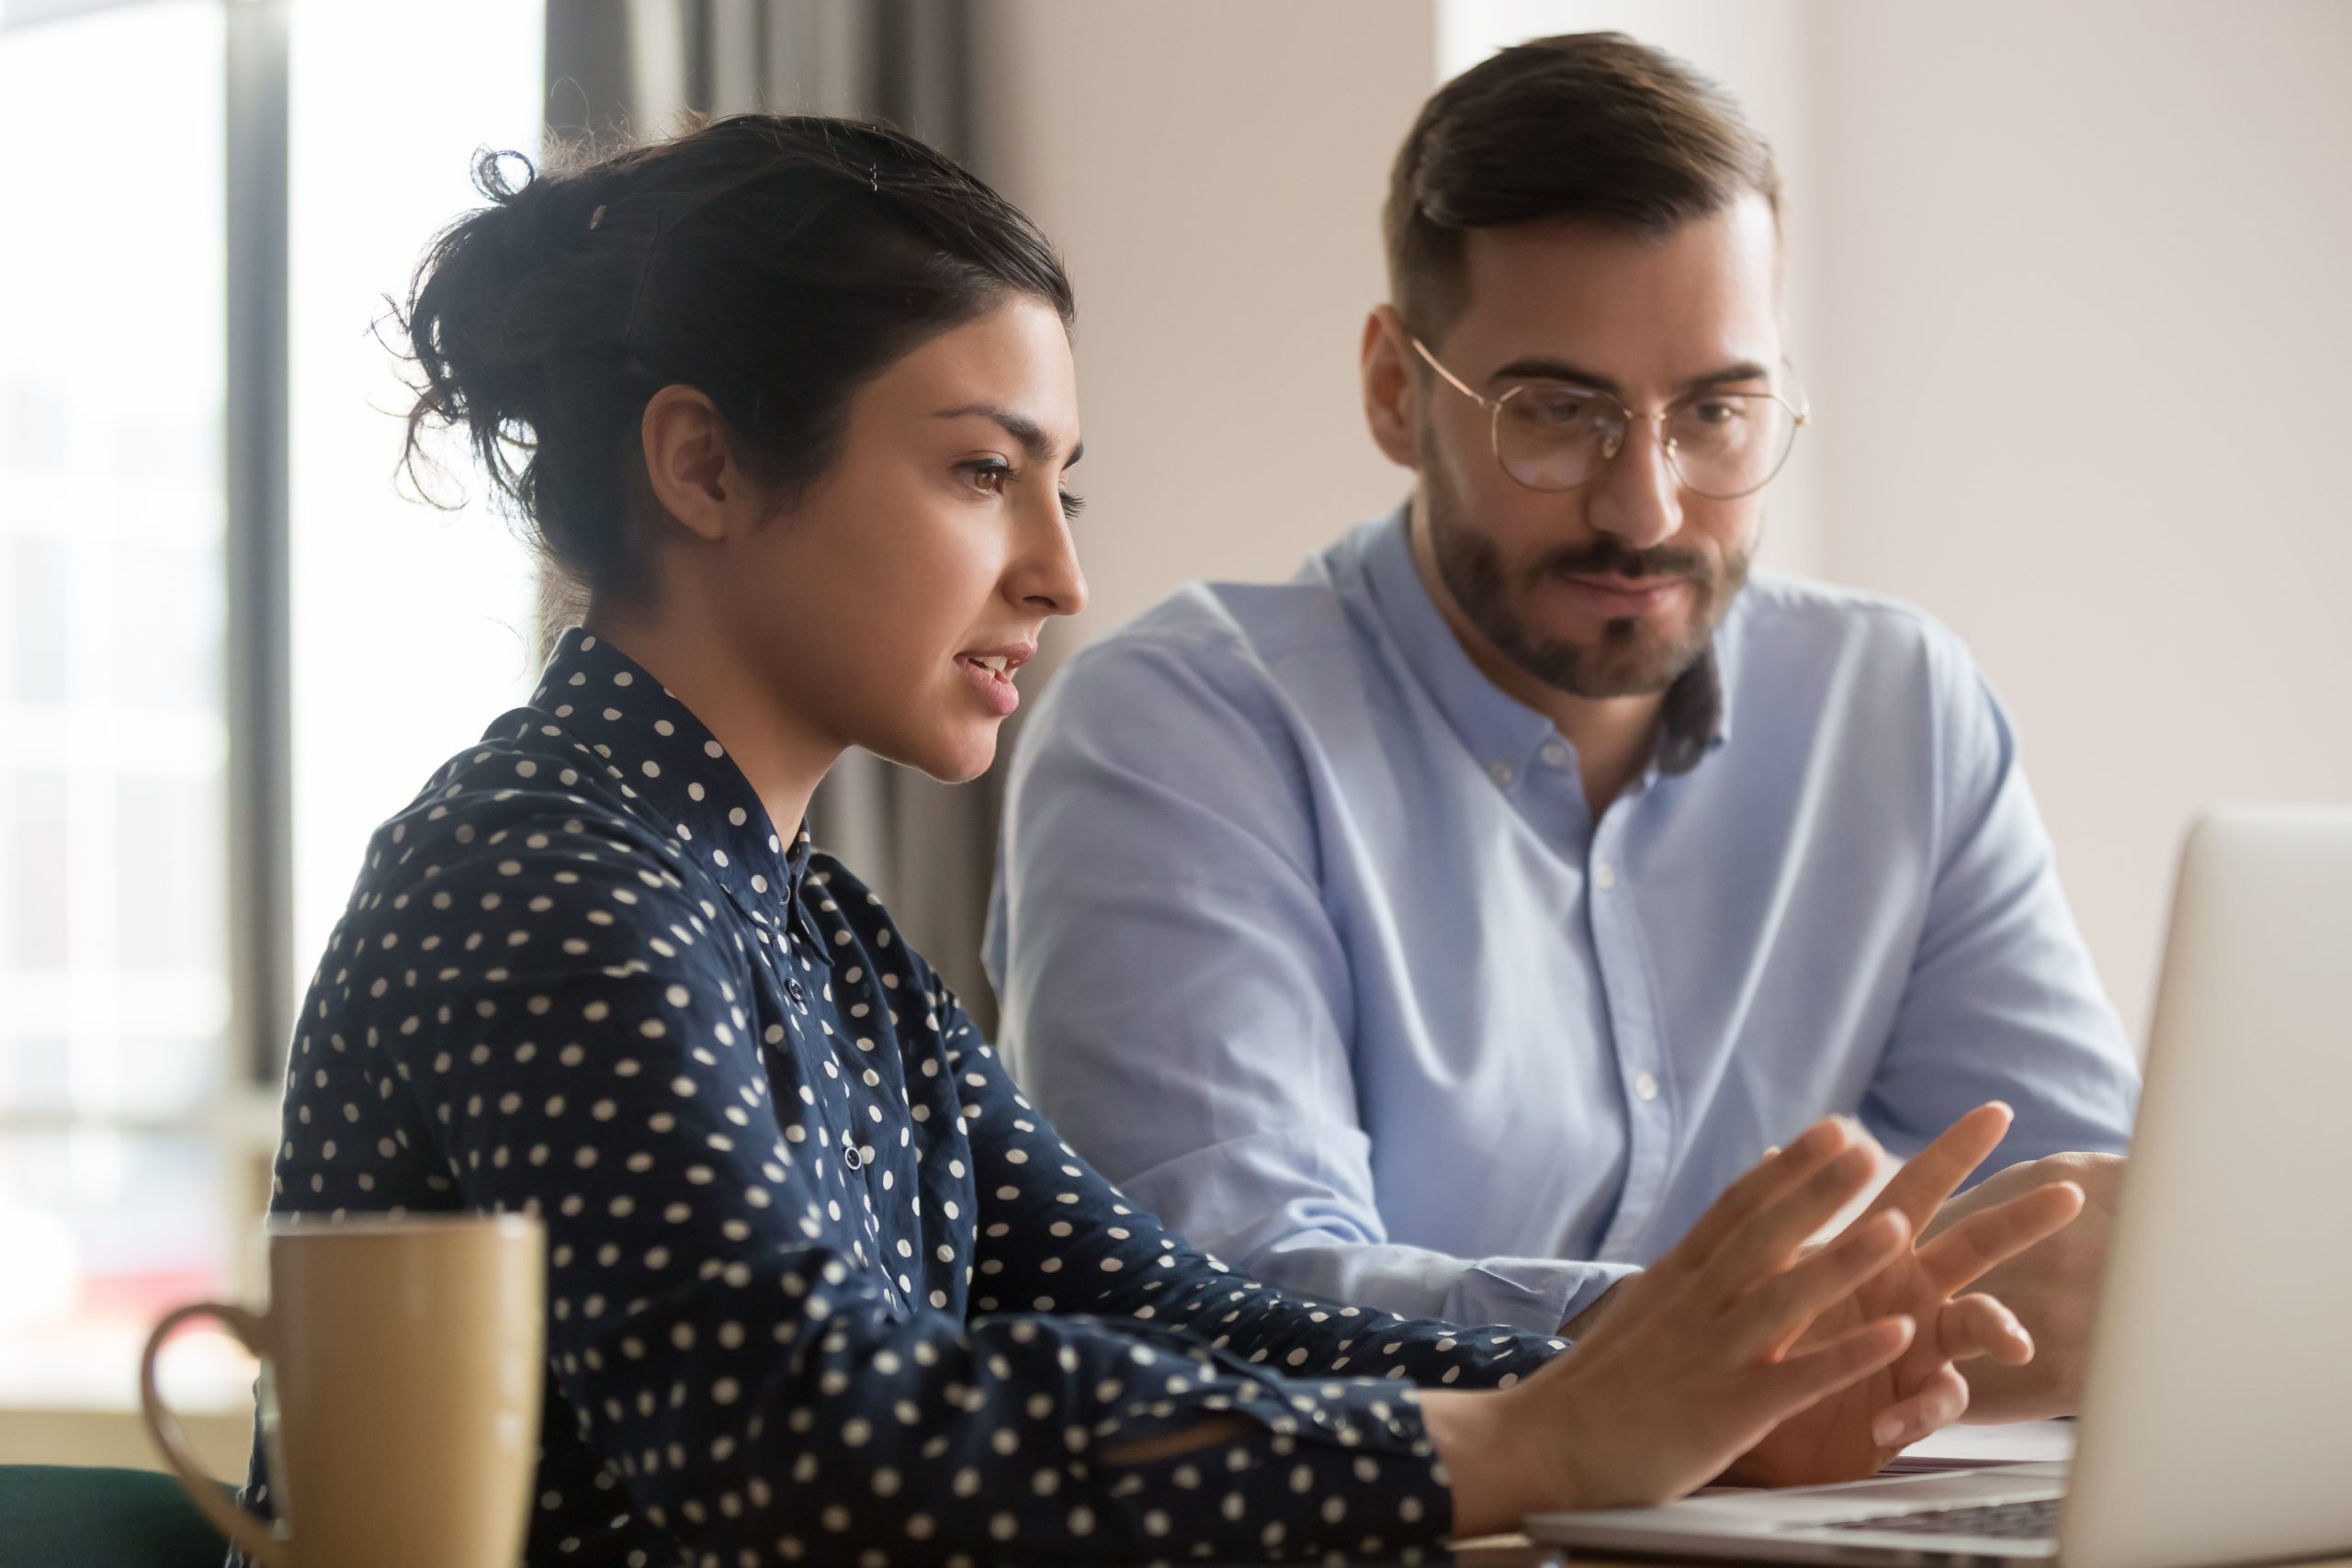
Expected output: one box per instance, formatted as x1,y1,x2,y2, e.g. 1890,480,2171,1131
1409,335,1809,501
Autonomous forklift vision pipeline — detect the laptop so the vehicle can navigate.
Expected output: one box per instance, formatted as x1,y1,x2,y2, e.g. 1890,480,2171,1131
1528,803,2352,1568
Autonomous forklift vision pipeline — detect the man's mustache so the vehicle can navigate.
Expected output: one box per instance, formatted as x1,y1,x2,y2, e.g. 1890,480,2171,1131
1528,537,1713,584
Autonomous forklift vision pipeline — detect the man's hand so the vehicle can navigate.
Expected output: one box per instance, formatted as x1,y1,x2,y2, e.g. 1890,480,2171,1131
1922,1150,2124,1422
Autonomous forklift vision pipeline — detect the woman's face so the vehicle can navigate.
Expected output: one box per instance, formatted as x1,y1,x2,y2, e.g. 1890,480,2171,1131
706,296,1088,784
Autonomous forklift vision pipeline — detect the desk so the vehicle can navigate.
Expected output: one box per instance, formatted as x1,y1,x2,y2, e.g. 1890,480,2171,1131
0,1404,247,1480
1444,1543,2352,1568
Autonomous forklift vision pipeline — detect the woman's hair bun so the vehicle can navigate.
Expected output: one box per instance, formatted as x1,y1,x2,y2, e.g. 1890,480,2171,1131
396,116,1071,603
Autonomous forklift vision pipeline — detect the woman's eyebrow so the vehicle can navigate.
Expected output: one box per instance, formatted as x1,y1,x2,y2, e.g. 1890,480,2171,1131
933,403,1081,467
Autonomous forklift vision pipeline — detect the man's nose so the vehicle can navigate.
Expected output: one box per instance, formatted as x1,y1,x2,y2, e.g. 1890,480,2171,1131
1583,416,1682,551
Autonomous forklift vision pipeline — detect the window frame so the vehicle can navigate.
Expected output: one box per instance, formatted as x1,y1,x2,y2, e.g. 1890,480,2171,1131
222,0,296,1090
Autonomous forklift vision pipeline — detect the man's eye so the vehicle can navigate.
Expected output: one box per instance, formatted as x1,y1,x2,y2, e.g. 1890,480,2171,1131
1504,389,1619,438
1688,400,1745,426
1521,392,1600,426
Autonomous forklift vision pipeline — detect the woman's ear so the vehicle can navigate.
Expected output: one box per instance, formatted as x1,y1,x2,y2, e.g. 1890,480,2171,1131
640,384,743,543
1361,304,1423,471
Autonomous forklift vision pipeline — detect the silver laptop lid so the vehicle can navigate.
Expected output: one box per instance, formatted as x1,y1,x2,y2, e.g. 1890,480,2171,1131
2062,805,2352,1568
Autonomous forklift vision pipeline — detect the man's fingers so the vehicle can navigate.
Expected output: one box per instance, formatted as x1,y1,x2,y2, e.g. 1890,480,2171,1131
1753,1314,1915,1416
1732,1209,1909,1358
1867,1363,1971,1450
1704,1144,1883,1291
1936,1292,2035,1367
1664,1119,1851,1278
1916,1180,2086,1294
1869,1102,2013,1232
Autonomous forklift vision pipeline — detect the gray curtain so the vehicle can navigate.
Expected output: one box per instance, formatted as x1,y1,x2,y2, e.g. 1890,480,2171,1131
542,0,1009,1032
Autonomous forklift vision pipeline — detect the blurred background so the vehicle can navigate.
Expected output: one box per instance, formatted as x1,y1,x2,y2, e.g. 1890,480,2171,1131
0,0,2345,1471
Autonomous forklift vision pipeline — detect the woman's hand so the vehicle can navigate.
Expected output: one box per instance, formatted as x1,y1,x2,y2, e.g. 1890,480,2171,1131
1419,1108,2083,1536
1724,1102,2084,1484
1421,1117,1922,1532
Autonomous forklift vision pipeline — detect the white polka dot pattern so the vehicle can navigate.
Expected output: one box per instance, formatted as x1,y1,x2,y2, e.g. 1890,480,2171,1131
232,629,1560,1567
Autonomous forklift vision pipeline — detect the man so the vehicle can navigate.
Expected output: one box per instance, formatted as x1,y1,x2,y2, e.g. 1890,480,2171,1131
985,33,2135,1419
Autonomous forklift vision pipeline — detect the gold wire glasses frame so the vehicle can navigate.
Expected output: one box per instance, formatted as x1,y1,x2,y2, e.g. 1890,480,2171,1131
1409,335,1811,501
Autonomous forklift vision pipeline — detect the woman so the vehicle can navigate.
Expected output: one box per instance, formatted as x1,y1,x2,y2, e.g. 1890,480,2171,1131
248,115,2079,1565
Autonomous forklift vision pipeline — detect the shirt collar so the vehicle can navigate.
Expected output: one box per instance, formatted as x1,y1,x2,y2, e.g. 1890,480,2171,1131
1355,504,1730,783
527,626,826,953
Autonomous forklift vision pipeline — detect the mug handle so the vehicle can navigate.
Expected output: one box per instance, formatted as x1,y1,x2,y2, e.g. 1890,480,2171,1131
140,1300,292,1568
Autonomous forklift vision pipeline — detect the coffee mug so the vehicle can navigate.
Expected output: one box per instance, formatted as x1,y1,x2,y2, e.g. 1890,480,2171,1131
140,1213,546,1568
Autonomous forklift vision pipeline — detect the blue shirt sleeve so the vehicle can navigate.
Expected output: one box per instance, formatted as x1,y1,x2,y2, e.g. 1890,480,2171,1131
1860,634,2142,1166
988,631,1630,1334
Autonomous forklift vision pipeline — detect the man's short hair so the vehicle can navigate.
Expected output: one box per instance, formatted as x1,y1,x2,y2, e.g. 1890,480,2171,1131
1385,32,1781,342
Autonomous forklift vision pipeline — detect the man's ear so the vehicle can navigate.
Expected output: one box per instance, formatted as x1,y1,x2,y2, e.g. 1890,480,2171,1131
640,384,741,544
1361,304,1422,471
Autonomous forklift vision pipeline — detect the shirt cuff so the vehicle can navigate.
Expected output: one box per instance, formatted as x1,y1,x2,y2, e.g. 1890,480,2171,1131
1443,1257,1641,1336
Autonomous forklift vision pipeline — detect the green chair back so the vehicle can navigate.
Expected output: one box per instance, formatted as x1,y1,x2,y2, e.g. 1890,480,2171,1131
0,1464,232,1568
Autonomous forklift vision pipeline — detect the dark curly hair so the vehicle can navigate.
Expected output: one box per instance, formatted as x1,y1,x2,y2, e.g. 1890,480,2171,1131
400,113,1075,601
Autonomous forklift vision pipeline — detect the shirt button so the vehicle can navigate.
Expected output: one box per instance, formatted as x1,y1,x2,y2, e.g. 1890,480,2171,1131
786,979,807,1006
843,1146,863,1170
1540,741,1569,768
1594,860,1617,890
1488,760,1516,788
1634,1071,1661,1102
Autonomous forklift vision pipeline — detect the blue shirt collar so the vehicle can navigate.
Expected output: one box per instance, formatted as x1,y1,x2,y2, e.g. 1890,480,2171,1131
527,626,826,954
1351,506,1732,781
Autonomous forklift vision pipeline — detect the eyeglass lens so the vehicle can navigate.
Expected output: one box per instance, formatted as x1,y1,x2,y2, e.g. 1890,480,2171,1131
1493,386,1798,499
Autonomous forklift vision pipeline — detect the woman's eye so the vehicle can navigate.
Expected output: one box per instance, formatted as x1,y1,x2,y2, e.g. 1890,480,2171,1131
964,461,1013,494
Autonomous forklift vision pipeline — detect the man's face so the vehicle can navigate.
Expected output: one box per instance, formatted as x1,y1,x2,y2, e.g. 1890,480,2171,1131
1409,195,1784,700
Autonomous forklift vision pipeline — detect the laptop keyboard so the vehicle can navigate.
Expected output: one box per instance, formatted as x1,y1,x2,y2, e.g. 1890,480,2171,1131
1820,1496,2063,1540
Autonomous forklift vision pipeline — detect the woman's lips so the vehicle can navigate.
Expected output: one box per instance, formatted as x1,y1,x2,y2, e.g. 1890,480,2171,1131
956,654,1020,716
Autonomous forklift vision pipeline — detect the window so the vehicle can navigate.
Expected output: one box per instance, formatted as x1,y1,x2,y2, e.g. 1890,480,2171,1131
0,0,236,1410
286,0,544,993
0,0,542,1416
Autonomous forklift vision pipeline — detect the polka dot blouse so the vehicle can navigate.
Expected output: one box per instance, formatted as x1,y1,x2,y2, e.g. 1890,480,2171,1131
239,628,1566,1567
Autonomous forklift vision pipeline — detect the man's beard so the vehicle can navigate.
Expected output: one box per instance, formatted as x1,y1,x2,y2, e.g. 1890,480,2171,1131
1425,461,1751,701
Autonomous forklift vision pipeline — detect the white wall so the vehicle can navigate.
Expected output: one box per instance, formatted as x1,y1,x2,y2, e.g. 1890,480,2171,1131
1800,0,2352,1041
972,0,1441,643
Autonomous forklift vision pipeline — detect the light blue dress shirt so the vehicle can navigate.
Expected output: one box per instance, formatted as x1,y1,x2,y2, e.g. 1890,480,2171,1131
985,508,2140,1334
